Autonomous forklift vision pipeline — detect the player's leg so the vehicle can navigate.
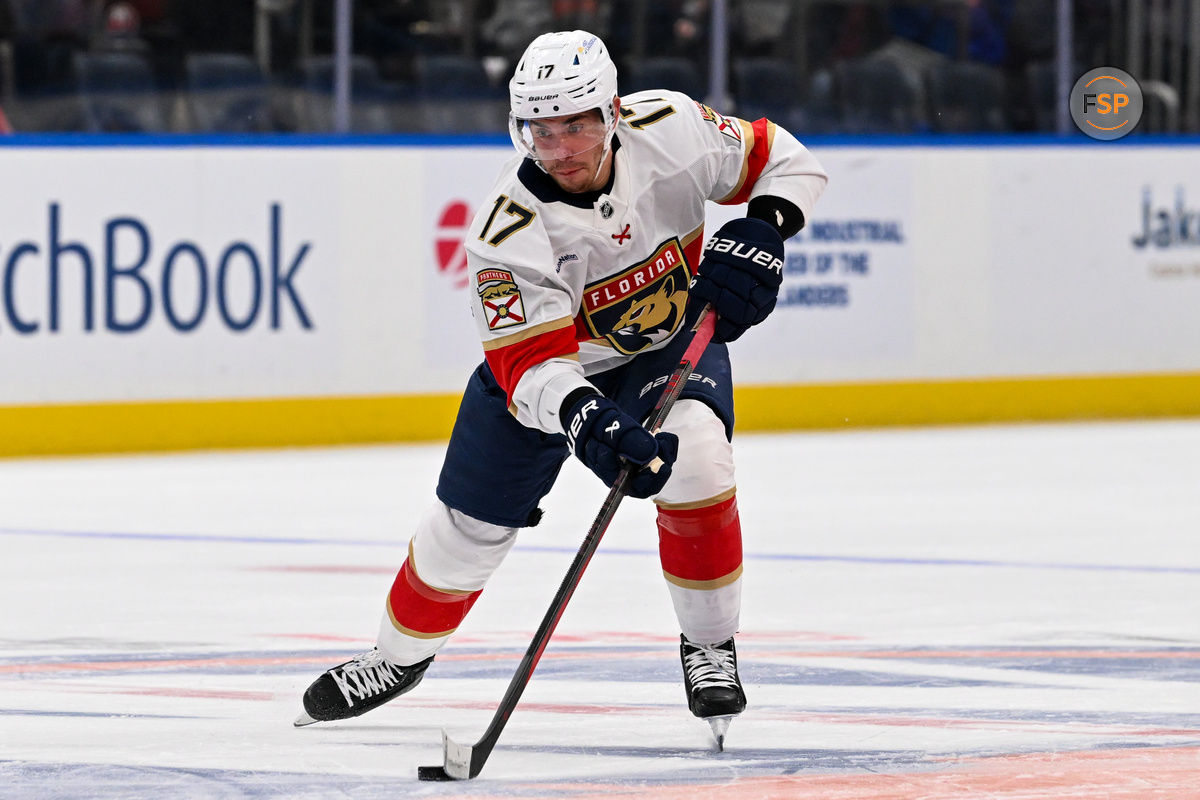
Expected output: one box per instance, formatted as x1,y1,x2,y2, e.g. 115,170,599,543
297,362,569,725
654,398,747,723
601,337,746,725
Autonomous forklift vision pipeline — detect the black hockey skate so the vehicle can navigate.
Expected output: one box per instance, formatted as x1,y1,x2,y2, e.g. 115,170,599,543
294,648,433,727
680,634,746,751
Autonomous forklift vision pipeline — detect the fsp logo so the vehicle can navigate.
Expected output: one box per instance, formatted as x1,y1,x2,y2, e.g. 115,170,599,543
1070,67,1143,140
1083,89,1128,115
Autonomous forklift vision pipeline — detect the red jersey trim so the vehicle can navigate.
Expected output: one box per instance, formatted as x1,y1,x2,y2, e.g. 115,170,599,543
483,316,580,403
681,224,705,276
718,117,776,206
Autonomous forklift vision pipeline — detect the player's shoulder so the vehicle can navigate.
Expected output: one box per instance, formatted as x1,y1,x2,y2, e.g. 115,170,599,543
619,89,707,128
618,89,745,151
465,156,555,267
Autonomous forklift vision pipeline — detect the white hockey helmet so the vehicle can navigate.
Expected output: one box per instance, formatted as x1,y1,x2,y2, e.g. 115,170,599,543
508,30,619,164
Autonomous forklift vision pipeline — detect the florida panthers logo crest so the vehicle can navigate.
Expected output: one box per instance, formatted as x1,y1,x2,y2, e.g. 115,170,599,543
581,238,689,354
476,268,526,330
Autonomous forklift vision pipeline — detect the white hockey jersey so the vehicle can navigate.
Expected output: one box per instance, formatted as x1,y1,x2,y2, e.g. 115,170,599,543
463,89,827,435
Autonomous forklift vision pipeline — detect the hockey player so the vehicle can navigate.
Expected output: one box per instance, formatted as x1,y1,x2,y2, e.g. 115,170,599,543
296,30,827,743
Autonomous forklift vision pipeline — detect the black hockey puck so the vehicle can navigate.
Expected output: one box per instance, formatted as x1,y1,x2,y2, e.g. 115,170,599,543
417,765,453,781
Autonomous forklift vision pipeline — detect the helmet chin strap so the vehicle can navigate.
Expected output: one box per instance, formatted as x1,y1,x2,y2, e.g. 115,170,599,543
579,113,620,188
593,100,619,186
590,100,620,188
588,138,613,187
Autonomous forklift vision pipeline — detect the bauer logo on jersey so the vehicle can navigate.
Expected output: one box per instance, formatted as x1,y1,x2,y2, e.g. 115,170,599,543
582,238,689,354
476,268,526,330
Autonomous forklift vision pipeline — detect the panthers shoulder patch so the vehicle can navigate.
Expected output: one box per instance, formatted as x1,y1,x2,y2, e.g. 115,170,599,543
477,268,526,330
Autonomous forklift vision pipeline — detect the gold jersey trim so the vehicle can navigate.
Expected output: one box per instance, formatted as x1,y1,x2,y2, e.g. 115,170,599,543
481,316,576,352
655,486,737,511
663,564,744,591
406,540,476,596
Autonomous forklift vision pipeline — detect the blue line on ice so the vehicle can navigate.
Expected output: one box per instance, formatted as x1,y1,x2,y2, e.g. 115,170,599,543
2,526,1198,575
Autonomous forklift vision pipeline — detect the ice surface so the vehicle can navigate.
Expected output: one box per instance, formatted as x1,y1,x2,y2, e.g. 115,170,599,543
1,420,1198,798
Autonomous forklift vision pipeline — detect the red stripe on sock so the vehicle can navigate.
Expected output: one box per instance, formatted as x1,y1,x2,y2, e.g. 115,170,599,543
657,496,743,583
386,560,481,636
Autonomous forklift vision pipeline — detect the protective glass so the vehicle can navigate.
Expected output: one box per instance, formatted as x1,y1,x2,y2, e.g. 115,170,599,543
510,114,611,163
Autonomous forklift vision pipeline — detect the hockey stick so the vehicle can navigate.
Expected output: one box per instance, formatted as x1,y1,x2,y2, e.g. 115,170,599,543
417,305,717,781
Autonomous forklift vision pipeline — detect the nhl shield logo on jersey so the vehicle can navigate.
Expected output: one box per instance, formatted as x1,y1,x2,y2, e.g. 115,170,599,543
476,268,526,330
581,238,689,354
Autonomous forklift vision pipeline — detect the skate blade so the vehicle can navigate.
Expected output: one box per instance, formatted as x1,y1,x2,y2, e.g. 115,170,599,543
706,715,734,751
293,711,318,727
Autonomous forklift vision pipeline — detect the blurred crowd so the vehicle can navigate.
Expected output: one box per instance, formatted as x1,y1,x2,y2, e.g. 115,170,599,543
0,0,1187,135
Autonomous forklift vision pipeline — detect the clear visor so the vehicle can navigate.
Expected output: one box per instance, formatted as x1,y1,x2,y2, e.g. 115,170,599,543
510,114,611,163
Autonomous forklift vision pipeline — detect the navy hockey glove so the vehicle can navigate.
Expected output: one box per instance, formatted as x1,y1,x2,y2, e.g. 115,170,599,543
562,392,679,499
688,217,785,343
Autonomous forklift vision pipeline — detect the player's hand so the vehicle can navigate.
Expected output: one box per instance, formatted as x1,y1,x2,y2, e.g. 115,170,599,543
688,217,785,343
562,393,679,498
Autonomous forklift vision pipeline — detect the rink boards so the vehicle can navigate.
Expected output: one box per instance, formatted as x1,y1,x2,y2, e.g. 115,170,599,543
0,136,1198,455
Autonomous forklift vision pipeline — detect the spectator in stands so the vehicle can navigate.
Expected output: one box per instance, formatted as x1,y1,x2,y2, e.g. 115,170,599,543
601,0,694,63
91,1,149,53
9,0,89,94
11,0,88,38
673,0,710,55
888,0,1013,67
731,0,791,58
0,0,12,40
0,0,14,98
304,1,464,82
809,3,891,67
170,0,255,57
351,0,447,82
481,0,553,64
552,0,609,38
